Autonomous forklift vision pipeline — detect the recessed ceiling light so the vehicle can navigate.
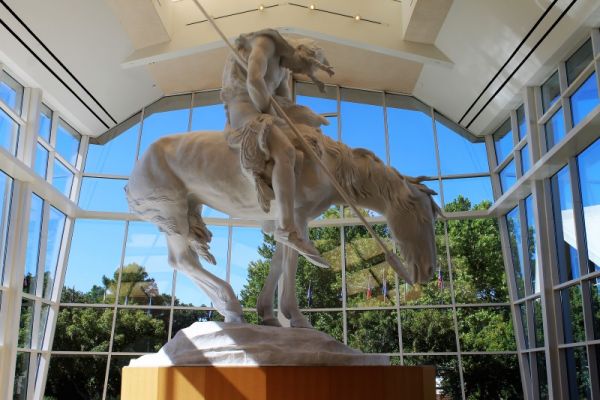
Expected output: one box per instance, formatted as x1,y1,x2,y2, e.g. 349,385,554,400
258,4,265,11
309,4,315,10
354,15,361,21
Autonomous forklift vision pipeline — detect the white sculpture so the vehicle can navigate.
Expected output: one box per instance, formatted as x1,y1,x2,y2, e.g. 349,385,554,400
125,29,440,328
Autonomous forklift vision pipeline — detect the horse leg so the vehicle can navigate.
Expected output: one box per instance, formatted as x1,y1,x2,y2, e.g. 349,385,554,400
257,242,284,326
166,234,243,323
280,245,313,329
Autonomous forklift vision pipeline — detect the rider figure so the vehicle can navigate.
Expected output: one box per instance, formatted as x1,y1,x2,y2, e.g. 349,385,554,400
221,29,333,267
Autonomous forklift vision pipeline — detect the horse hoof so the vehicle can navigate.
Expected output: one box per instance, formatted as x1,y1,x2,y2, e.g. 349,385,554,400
261,317,282,327
290,317,313,329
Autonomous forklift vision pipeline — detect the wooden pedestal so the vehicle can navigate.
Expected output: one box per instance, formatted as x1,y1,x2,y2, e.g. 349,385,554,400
121,365,435,400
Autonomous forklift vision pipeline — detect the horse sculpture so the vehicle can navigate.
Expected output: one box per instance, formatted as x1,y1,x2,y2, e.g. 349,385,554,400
126,122,441,328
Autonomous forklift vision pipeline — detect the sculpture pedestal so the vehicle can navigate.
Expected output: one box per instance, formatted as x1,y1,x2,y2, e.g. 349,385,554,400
121,366,435,400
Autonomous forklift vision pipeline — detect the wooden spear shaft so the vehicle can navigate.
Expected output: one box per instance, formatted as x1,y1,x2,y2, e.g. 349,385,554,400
192,0,413,284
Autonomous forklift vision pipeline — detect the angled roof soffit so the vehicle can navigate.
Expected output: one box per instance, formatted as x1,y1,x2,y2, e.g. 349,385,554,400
113,1,453,69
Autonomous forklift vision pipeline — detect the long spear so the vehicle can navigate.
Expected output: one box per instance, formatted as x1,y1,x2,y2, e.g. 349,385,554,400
192,0,413,284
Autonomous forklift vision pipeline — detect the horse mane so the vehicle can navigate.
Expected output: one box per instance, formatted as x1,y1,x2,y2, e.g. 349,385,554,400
320,135,440,221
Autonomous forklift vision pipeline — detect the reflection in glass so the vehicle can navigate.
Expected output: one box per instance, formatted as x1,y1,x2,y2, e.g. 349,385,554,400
436,118,488,174
560,285,585,343
404,356,461,399
461,355,522,399
507,207,525,298
138,95,191,157
42,207,66,299
55,120,80,165
13,352,30,400
344,224,394,307
517,105,526,141
402,308,456,353
520,144,531,175
457,307,515,351
34,143,49,179
64,219,126,304
230,227,265,303
53,307,111,351
590,277,600,340
535,351,548,399
577,139,600,273
387,98,437,177
519,303,529,348
545,108,565,151
551,167,579,282
52,159,74,196
566,39,593,85
534,298,544,348
541,71,560,112
0,171,13,286
525,196,539,293
570,73,599,128
38,104,52,141
18,298,34,348
442,177,493,206
120,222,172,306
340,88,386,161
494,118,513,164
0,70,23,114
39,304,50,349
348,310,399,353
564,347,590,399
175,225,228,307
0,108,19,155
44,355,108,400
23,194,43,294
113,309,169,352
85,119,139,175
79,178,129,212
500,158,517,193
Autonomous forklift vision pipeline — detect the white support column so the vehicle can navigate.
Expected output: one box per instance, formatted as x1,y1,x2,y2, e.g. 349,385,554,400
19,88,42,168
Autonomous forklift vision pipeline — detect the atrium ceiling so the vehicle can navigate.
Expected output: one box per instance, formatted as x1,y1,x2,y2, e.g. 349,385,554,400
0,0,599,137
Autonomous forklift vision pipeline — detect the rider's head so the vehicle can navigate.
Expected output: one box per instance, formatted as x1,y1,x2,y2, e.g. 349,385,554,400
283,37,334,92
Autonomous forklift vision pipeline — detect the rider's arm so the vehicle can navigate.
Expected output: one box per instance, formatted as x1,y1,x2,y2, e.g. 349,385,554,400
247,36,275,113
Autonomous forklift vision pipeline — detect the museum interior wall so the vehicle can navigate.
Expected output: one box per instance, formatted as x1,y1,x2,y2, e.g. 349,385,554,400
0,2,598,400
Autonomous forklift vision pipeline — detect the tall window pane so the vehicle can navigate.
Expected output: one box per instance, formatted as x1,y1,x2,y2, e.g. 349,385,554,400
560,284,585,343
499,159,517,193
52,159,73,197
0,70,23,114
541,71,560,112
55,120,80,165
516,105,527,141
42,207,66,299
506,207,525,298
387,94,437,177
340,89,386,162
494,119,513,164
566,39,593,85
34,144,49,179
38,104,52,142
78,178,129,212
551,166,579,282
85,115,139,176
0,108,19,155
442,177,493,206
577,139,600,272
23,195,43,294
0,171,13,286
296,82,337,114
138,95,191,157
570,72,599,127
520,144,531,175
525,196,539,293
191,92,226,131
545,108,565,151
435,116,488,175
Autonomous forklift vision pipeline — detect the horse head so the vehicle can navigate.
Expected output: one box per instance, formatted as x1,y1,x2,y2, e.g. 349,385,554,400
384,175,443,284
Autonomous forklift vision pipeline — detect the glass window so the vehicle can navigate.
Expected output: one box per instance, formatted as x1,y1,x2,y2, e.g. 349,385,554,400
53,307,112,352
566,39,593,85
588,277,600,340
63,219,126,304
85,115,139,176
55,120,80,165
321,115,338,141
42,207,66,300
0,108,19,155
564,347,591,399
230,226,265,304
0,171,13,286
577,139,600,273
462,355,522,399
499,159,517,193
120,222,172,306
506,207,525,298
519,303,529,348
138,95,191,157
0,70,24,114
551,166,579,282
18,298,34,348
191,92,226,131
435,115,488,175
404,355,461,398
570,72,599,128
494,118,513,164
535,351,548,399
296,82,337,114
457,307,515,351
545,108,565,151
39,304,50,348
44,355,108,400
34,143,49,179
348,310,399,353
387,94,437,177
340,88,386,162
541,71,560,112
525,196,539,293
561,284,585,343
23,194,43,294
38,104,52,142
174,225,227,307
78,178,129,212
113,309,169,352
516,105,527,141
534,298,544,347
441,177,493,207
52,159,73,197
520,144,531,175
13,352,30,400
402,308,456,352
